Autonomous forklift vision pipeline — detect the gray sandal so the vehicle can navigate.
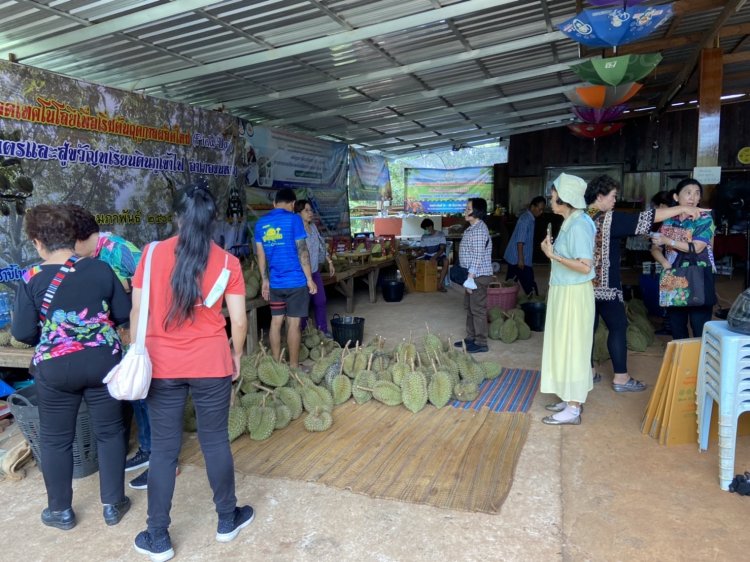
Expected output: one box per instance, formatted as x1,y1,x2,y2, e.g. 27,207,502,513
612,378,646,392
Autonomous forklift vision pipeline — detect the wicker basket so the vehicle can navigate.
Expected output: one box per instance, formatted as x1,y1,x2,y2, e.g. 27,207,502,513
487,282,519,311
8,384,99,479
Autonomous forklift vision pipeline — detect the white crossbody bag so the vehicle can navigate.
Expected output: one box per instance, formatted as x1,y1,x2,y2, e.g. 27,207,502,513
102,241,157,400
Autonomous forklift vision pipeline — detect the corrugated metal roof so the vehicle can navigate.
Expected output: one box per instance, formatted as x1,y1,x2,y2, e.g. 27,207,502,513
1,0,748,156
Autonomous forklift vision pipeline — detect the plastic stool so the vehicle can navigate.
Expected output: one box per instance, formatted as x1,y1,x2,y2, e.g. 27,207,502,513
696,321,750,490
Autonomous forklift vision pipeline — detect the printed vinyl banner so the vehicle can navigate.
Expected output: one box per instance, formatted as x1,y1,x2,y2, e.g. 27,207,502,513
240,120,350,236
404,166,493,214
348,148,392,201
0,61,352,288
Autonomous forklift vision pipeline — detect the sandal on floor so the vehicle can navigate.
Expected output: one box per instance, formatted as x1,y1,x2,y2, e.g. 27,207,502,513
542,413,581,425
612,378,646,393
593,373,602,383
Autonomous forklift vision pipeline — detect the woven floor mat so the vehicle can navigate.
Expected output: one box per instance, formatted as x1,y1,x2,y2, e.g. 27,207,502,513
181,401,531,514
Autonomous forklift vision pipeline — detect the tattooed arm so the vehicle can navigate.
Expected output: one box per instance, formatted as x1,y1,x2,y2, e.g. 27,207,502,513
297,238,318,295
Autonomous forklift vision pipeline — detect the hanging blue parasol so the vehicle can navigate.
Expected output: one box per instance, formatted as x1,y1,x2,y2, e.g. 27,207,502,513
558,3,673,48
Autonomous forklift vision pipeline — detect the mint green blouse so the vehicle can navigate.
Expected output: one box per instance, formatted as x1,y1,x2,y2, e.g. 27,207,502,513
550,210,596,286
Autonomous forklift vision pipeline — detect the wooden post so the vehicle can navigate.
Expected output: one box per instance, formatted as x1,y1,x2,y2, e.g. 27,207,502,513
696,48,723,203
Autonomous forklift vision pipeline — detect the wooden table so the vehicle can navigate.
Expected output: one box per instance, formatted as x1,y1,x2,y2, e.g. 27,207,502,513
0,348,33,370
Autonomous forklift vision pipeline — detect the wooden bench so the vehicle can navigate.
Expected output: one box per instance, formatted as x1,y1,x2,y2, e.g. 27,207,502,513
0,348,34,370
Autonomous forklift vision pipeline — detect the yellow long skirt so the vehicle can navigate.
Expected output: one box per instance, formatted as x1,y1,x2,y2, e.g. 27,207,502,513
540,282,595,404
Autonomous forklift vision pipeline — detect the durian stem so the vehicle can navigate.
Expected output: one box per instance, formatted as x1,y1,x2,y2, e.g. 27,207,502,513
252,382,275,394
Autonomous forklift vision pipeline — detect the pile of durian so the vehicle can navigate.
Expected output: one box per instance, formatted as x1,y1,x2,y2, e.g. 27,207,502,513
241,257,262,300
624,298,656,352
186,326,502,442
487,307,531,344
0,329,32,349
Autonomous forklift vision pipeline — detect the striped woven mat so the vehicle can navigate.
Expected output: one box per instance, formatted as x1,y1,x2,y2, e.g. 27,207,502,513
451,367,540,413
181,400,530,514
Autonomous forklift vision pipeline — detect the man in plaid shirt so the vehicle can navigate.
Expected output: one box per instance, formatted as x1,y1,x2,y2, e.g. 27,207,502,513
454,198,493,353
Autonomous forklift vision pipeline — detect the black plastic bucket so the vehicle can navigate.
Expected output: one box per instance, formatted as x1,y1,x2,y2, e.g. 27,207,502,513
521,302,546,332
330,314,365,347
382,280,405,303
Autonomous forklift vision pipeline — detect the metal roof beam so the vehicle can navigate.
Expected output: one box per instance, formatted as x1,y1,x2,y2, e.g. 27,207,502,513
255,62,575,128
7,0,224,60
655,0,744,113
113,0,522,90
221,31,565,109
323,102,573,144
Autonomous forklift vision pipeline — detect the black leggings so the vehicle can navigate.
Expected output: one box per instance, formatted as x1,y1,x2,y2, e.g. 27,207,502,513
668,305,713,340
594,299,628,375
146,376,236,533
34,347,126,511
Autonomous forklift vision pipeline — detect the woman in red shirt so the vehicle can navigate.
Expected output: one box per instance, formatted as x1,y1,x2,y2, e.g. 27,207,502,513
130,182,251,562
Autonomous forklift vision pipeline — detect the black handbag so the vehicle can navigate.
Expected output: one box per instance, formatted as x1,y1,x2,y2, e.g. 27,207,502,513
449,264,469,285
658,243,705,307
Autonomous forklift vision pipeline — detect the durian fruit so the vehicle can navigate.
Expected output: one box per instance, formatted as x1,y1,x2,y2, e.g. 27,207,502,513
488,320,503,341
304,407,333,432
488,307,503,323
298,344,310,363
228,404,248,442
352,370,377,404
300,380,334,413
331,374,352,405
479,360,502,380
593,320,610,363
240,391,265,409
626,298,648,317
626,324,649,352
371,380,402,406
309,343,323,362
422,324,443,356
499,317,519,344
273,401,292,429
183,395,198,432
246,404,263,434
274,386,303,420
505,308,525,322
0,330,11,347
401,368,428,413
458,355,484,386
454,381,479,402
243,259,262,300
239,355,260,391
399,334,418,365
9,336,32,349
302,325,322,349
257,353,290,387
324,342,349,389
428,370,454,409
249,405,276,441
342,342,367,377
389,355,410,387
310,345,333,383
515,317,532,340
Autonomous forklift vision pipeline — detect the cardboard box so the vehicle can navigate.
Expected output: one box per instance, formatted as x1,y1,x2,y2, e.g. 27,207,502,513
416,260,437,292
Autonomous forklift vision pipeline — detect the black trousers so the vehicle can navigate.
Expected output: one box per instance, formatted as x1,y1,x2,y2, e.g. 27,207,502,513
146,376,236,532
594,299,628,374
506,263,538,296
34,347,126,511
668,305,713,340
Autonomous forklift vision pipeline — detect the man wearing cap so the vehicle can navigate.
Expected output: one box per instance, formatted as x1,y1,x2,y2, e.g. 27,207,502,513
539,173,596,425
504,196,546,296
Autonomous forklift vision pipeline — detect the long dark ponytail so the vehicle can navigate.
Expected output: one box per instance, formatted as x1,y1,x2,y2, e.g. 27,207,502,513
165,180,217,329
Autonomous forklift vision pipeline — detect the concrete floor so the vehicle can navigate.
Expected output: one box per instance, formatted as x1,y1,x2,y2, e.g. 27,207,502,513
2,266,748,562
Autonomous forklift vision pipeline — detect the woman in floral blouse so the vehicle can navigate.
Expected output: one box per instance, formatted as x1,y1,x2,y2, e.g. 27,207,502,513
651,178,716,339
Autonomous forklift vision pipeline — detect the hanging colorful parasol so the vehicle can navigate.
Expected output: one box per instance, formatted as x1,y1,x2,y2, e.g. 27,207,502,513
565,82,642,108
569,53,662,86
572,104,628,123
558,4,673,48
568,122,625,139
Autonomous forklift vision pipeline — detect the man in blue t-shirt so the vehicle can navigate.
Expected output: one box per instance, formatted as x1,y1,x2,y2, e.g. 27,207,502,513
254,188,317,369
504,196,546,295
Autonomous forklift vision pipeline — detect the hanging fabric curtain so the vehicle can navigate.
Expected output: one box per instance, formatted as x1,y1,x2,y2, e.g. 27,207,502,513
569,53,662,86
565,82,642,108
571,105,628,123
558,4,673,48
568,122,625,139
